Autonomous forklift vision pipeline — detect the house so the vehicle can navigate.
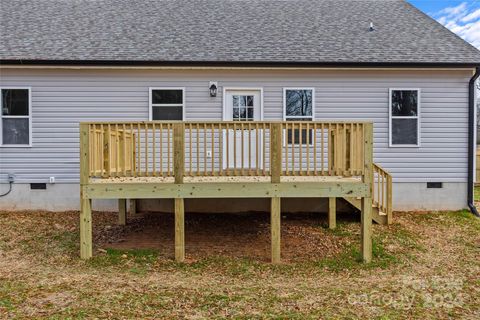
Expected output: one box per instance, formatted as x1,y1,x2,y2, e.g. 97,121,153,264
0,0,480,221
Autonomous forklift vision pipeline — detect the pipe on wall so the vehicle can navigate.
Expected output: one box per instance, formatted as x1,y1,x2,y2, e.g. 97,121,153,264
468,67,480,217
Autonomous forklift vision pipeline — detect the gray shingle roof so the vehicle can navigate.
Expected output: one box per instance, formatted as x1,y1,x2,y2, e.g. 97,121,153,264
1,0,479,65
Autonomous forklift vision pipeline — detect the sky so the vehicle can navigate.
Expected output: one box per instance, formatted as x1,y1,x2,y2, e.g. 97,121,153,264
408,0,480,48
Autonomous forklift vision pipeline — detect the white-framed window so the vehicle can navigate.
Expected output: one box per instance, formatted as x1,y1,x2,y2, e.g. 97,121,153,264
283,88,314,144
389,88,420,147
0,87,32,147
149,88,185,120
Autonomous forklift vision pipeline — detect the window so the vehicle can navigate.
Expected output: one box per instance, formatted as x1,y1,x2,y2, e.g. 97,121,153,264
283,88,314,144
0,88,31,146
149,88,184,120
232,95,254,121
389,89,420,146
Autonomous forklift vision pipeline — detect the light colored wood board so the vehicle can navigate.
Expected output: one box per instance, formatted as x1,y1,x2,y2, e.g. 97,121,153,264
271,197,281,264
174,198,185,262
270,123,282,183
129,199,136,215
83,182,369,199
118,199,127,225
90,175,361,184
361,196,373,263
328,197,336,229
80,198,92,259
173,123,185,184
79,124,90,185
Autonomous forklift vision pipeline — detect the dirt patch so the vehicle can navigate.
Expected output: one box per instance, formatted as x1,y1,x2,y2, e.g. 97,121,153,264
102,212,351,262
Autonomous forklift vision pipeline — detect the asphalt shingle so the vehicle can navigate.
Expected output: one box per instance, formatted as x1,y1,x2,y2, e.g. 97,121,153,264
1,0,479,65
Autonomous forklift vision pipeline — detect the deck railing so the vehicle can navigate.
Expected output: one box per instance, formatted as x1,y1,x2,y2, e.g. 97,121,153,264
373,164,393,223
84,121,371,180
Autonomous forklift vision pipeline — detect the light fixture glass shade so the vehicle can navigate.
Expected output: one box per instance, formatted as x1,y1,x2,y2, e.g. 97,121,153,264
209,83,217,97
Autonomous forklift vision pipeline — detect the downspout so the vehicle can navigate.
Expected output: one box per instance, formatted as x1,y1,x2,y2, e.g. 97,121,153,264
468,67,480,217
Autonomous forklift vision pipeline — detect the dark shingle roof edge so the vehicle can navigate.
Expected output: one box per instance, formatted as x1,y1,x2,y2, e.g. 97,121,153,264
1,59,479,68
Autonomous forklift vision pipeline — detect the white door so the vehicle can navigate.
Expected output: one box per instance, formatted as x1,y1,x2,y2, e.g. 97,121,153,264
223,90,262,171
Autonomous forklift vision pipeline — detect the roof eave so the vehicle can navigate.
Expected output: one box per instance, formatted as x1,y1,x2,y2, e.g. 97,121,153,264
1,59,479,69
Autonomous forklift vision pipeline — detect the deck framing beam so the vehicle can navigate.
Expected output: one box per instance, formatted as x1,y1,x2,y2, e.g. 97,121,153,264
83,182,368,199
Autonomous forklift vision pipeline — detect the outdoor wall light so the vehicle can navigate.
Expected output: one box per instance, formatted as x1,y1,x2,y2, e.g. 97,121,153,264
209,81,218,97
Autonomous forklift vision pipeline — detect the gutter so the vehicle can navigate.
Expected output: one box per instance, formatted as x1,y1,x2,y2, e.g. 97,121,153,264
468,67,480,217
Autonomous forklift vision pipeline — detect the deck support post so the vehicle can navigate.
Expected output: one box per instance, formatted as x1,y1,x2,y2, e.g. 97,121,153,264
271,197,281,264
361,123,373,263
80,198,92,259
129,199,137,215
118,199,127,225
174,198,185,262
79,123,92,259
328,197,336,229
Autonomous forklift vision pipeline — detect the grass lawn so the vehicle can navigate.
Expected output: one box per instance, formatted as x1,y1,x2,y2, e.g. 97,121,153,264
0,208,479,319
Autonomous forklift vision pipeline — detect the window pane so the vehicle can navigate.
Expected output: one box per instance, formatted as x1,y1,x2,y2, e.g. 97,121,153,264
152,90,183,104
285,89,312,117
2,118,29,145
152,106,183,120
287,129,313,144
286,118,313,144
392,119,418,145
391,90,418,116
2,89,29,116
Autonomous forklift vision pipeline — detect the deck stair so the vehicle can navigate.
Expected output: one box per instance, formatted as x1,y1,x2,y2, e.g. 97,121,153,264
343,164,392,225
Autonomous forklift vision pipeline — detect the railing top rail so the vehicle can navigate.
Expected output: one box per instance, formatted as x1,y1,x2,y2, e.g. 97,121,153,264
82,120,373,125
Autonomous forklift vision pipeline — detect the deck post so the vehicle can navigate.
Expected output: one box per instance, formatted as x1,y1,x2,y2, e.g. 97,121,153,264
79,123,92,259
118,199,127,225
173,123,185,262
361,123,373,263
173,122,185,184
271,197,281,264
129,199,137,215
80,198,92,259
174,198,185,262
328,197,336,229
270,123,282,183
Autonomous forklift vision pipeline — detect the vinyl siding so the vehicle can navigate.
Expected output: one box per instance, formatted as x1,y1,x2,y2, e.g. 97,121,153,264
0,68,471,183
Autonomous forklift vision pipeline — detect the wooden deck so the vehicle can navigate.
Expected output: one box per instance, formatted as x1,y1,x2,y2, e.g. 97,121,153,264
79,121,392,263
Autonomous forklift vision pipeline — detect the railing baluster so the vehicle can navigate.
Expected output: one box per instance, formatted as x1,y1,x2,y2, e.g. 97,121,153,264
299,122,303,175
263,123,266,176
167,123,171,176
291,122,295,175
152,122,156,177
226,123,229,175
196,123,200,176
233,123,237,175
306,123,310,176
256,123,259,176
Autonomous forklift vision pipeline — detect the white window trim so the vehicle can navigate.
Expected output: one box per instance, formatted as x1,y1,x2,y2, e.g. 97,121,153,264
148,87,186,121
389,88,421,148
283,87,315,121
283,87,315,145
222,87,264,121
0,87,32,148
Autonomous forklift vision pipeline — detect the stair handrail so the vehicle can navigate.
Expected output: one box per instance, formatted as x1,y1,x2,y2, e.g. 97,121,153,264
373,163,393,224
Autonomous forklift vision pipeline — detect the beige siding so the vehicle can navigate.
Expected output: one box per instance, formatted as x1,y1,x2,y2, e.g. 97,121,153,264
0,68,471,183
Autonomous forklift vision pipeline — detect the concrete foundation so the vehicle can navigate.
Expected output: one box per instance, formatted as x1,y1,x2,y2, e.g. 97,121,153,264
0,182,468,212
